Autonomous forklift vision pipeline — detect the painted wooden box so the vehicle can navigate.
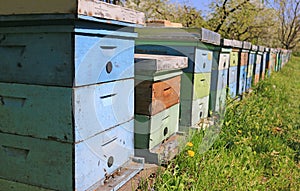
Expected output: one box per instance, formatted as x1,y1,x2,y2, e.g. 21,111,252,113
135,75,181,116
0,15,138,87
261,51,267,80
0,120,135,191
0,79,134,142
240,51,249,66
0,0,145,25
254,74,260,85
237,65,247,95
213,50,230,70
210,69,228,91
135,44,214,74
180,72,211,100
180,96,209,127
135,27,220,74
228,82,238,98
210,88,227,114
230,51,239,67
134,104,179,149
246,77,253,90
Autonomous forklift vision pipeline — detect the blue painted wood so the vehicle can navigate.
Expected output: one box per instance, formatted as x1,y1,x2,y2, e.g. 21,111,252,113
75,35,134,86
75,120,134,191
209,88,226,114
0,133,73,191
0,83,73,143
255,63,261,75
194,48,213,73
74,79,134,142
228,66,238,84
238,65,247,95
261,53,267,77
0,17,136,87
228,82,237,98
246,77,253,90
210,69,228,91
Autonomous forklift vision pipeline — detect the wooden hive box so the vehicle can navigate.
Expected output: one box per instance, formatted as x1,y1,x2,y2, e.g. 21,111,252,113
134,54,187,116
0,0,145,25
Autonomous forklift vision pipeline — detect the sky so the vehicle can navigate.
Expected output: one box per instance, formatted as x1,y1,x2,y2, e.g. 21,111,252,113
171,0,213,17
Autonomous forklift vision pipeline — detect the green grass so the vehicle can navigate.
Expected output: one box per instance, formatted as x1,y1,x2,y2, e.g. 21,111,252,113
148,56,300,190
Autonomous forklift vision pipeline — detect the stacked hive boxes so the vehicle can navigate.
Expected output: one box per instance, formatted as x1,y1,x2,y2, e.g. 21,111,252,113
134,27,221,128
228,40,243,98
265,48,271,77
238,41,251,95
134,54,187,164
261,47,267,80
0,1,144,190
210,39,231,114
246,45,257,90
254,46,264,85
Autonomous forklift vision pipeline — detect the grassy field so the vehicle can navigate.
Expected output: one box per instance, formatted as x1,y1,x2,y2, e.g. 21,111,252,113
142,56,300,190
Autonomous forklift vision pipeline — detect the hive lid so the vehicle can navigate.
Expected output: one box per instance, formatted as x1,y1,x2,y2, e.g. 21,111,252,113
134,54,188,74
243,41,252,49
232,40,243,48
265,47,270,52
251,45,258,51
258,46,265,52
136,27,220,45
0,0,145,25
221,38,233,47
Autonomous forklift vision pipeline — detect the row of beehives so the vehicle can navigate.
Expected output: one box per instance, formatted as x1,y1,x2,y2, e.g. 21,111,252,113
0,1,292,191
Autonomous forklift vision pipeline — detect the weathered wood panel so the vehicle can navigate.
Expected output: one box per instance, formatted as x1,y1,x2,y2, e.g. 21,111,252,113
237,65,247,95
74,79,134,142
135,76,181,116
0,32,73,86
209,88,226,114
210,69,228,91
245,76,253,90
216,53,230,70
134,54,188,74
0,178,54,191
193,73,211,99
228,66,238,84
135,104,179,149
230,51,239,67
180,96,209,127
0,0,145,24
0,133,73,191
194,48,213,73
228,82,237,98
240,52,249,66
75,35,134,86
0,83,73,142
75,120,134,191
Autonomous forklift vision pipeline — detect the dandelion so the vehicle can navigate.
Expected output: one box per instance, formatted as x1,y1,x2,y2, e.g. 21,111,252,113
187,150,195,157
238,130,242,134
186,142,193,147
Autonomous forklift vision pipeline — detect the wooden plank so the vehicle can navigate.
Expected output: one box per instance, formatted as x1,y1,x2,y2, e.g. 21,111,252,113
240,52,249,66
0,0,145,25
74,79,134,142
135,76,181,116
180,96,209,127
0,32,73,86
135,104,180,149
0,133,73,191
134,54,188,74
75,34,135,86
0,83,73,143
0,178,54,191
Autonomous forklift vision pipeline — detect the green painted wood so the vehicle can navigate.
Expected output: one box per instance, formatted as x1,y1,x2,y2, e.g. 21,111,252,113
0,178,54,191
180,72,211,100
134,104,179,149
0,133,73,191
0,83,73,143
193,73,211,99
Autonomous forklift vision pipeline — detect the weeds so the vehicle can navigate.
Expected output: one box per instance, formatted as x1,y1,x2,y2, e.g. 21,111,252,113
149,56,300,190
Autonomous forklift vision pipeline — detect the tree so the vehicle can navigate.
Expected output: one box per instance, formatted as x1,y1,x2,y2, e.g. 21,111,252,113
276,0,300,49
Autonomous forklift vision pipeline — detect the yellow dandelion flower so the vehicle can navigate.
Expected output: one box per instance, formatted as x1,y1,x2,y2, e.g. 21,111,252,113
238,130,242,134
186,142,193,147
187,150,195,157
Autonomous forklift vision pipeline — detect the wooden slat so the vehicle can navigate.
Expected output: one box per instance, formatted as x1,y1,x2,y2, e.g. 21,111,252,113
0,0,145,25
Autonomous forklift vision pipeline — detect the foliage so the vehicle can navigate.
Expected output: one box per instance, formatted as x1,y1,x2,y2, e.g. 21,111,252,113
146,56,300,190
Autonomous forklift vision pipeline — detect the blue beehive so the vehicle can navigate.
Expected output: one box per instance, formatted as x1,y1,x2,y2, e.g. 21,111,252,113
0,5,144,190
246,45,257,91
238,41,251,95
